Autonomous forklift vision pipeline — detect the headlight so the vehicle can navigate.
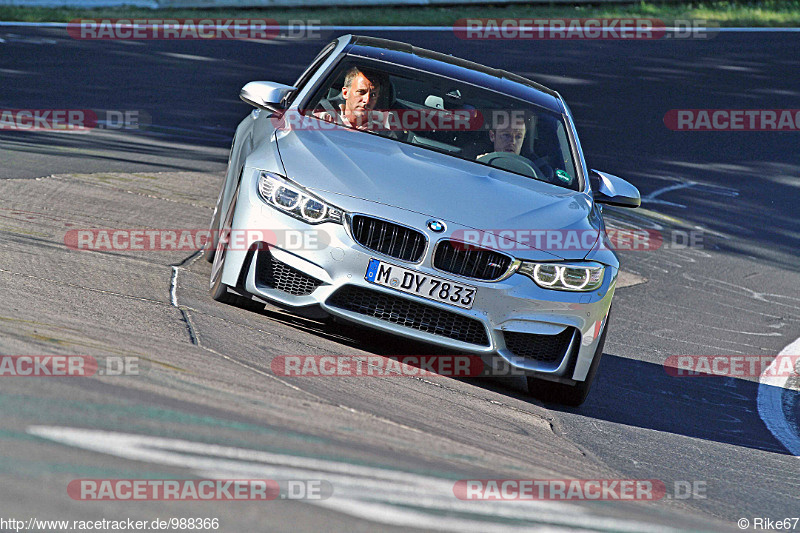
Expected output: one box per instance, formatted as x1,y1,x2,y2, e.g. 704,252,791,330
518,261,605,292
258,171,344,224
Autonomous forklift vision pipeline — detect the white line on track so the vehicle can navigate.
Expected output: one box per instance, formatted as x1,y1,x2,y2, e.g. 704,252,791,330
26,426,684,532
169,266,179,307
757,336,800,456
169,260,198,345
642,181,739,208
642,182,696,208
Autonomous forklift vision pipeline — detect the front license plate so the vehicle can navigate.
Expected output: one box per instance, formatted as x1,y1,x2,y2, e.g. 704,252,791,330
365,258,477,310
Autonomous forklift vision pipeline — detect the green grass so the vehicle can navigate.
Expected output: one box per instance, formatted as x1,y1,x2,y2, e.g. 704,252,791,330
1,1,799,26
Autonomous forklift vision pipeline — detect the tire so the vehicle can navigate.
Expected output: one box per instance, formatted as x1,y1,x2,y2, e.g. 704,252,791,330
208,226,241,306
203,209,220,263
210,252,250,306
526,311,610,407
204,180,225,263
208,185,265,312
209,184,243,301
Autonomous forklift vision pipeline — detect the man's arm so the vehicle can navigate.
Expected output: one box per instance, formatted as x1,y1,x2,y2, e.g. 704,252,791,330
312,100,345,125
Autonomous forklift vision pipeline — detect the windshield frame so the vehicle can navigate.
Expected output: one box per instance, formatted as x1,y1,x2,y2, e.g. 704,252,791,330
296,55,586,192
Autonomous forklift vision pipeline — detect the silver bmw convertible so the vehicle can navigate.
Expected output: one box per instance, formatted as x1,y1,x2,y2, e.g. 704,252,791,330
205,35,640,406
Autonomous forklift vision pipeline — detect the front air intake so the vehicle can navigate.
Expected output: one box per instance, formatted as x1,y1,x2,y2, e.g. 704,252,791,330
350,215,426,262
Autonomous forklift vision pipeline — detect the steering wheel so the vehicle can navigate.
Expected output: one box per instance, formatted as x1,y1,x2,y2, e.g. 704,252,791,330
476,151,545,181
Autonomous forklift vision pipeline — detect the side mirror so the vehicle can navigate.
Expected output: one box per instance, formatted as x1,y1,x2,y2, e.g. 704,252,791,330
240,81,297,112
589,169,641,208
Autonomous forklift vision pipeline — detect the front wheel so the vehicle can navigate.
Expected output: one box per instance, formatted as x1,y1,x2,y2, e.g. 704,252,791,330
204,172,227,264
203,204,220,264
526,311,610,407
208,224,240,305
207,184,262,312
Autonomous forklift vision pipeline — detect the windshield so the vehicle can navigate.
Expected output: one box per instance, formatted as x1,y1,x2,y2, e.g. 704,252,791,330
301,59,581,191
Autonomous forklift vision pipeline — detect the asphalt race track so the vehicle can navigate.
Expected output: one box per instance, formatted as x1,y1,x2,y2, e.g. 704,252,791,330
1,25,799,532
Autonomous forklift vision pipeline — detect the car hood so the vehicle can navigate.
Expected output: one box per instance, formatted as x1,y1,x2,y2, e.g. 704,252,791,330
275,127,599,260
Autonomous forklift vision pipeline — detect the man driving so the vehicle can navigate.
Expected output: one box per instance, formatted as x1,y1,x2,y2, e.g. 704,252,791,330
315,66,390,131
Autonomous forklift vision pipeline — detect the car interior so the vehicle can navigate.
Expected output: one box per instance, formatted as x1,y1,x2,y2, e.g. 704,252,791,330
306,62,580,191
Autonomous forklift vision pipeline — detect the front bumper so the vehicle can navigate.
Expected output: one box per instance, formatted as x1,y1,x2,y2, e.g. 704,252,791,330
222,168,616,383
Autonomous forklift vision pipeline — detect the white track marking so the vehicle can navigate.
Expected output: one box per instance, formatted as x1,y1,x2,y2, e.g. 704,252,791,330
27,426,681,533
169,266,179,307
615,304,781,337
757,337,800,456
642,182,696,208
615,317,755,354
642,181,739,209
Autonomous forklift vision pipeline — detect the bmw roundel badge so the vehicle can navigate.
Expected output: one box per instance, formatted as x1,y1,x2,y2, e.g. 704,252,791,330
427,219,446,232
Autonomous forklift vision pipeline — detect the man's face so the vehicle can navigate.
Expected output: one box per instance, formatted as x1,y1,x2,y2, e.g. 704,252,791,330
342,73,380,122
490,125,526,154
